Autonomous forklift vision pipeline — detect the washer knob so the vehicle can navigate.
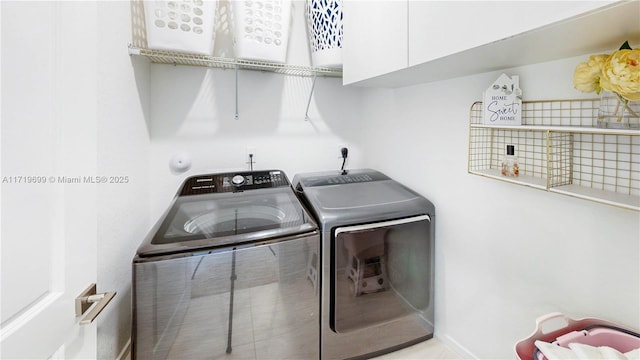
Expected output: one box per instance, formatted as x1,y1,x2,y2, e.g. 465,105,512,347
231,175,245,186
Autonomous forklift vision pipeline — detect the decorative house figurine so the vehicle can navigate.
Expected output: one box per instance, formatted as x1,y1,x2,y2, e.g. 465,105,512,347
483,74,522,126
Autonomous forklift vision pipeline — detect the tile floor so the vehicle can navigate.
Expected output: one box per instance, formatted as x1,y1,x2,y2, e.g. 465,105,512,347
373,339,463,359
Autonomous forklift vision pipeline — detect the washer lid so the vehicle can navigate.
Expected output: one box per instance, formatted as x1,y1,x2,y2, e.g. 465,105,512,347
137,186,316,257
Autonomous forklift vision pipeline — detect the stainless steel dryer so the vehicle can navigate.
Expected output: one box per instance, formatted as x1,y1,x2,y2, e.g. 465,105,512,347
133,170,319,360
293,169,435,360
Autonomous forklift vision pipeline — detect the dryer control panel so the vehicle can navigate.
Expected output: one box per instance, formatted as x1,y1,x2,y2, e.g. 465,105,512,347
299,170,389,187
180,170,289,196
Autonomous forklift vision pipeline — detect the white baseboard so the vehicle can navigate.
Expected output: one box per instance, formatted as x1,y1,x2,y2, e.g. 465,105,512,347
436,333,477,359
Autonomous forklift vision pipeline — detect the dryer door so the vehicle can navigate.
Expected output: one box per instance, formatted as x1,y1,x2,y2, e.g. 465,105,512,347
330,215,432,333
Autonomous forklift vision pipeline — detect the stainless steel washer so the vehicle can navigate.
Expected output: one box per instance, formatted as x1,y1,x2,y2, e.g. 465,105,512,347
293,169,435,360
133,170,319,359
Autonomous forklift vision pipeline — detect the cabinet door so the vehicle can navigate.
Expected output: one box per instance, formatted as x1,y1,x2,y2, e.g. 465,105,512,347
343,0,408,85
408,1,610,66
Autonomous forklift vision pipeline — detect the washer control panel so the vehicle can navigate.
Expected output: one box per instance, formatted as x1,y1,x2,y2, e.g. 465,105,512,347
231,175,246,186
180,170,289,195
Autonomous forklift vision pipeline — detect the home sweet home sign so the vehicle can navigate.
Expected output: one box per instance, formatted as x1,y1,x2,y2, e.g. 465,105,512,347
483,73,522,126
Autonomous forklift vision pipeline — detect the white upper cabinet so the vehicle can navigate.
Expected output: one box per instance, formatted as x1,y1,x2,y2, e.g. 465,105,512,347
408,1,610,66
344,0,639,88
342,0,408,85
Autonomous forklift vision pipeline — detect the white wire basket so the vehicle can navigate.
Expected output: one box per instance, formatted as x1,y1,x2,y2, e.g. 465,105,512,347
231,0,292,63
143,0,219,55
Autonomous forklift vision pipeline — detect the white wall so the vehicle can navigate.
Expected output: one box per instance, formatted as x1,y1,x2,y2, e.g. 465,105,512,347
357,56,640,358
96,2,150,359
146,1,365,216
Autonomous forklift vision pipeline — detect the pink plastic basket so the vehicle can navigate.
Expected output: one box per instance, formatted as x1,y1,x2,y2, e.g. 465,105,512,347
515,313,640,360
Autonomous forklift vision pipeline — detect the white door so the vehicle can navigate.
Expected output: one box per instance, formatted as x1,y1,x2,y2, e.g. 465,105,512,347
1,2,102,358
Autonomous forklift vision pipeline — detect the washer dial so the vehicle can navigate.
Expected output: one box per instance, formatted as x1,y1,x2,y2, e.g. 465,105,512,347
231,175,245,186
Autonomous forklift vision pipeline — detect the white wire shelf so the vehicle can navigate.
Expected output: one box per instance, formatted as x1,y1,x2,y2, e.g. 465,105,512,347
128,45,342,78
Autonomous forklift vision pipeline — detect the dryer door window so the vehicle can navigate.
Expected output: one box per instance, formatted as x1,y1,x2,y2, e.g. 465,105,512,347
330,215,432,333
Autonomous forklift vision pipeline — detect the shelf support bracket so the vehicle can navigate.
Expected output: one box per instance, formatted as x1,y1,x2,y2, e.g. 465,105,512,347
127,43,140,56
234,64,239,120
305,73,318,121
